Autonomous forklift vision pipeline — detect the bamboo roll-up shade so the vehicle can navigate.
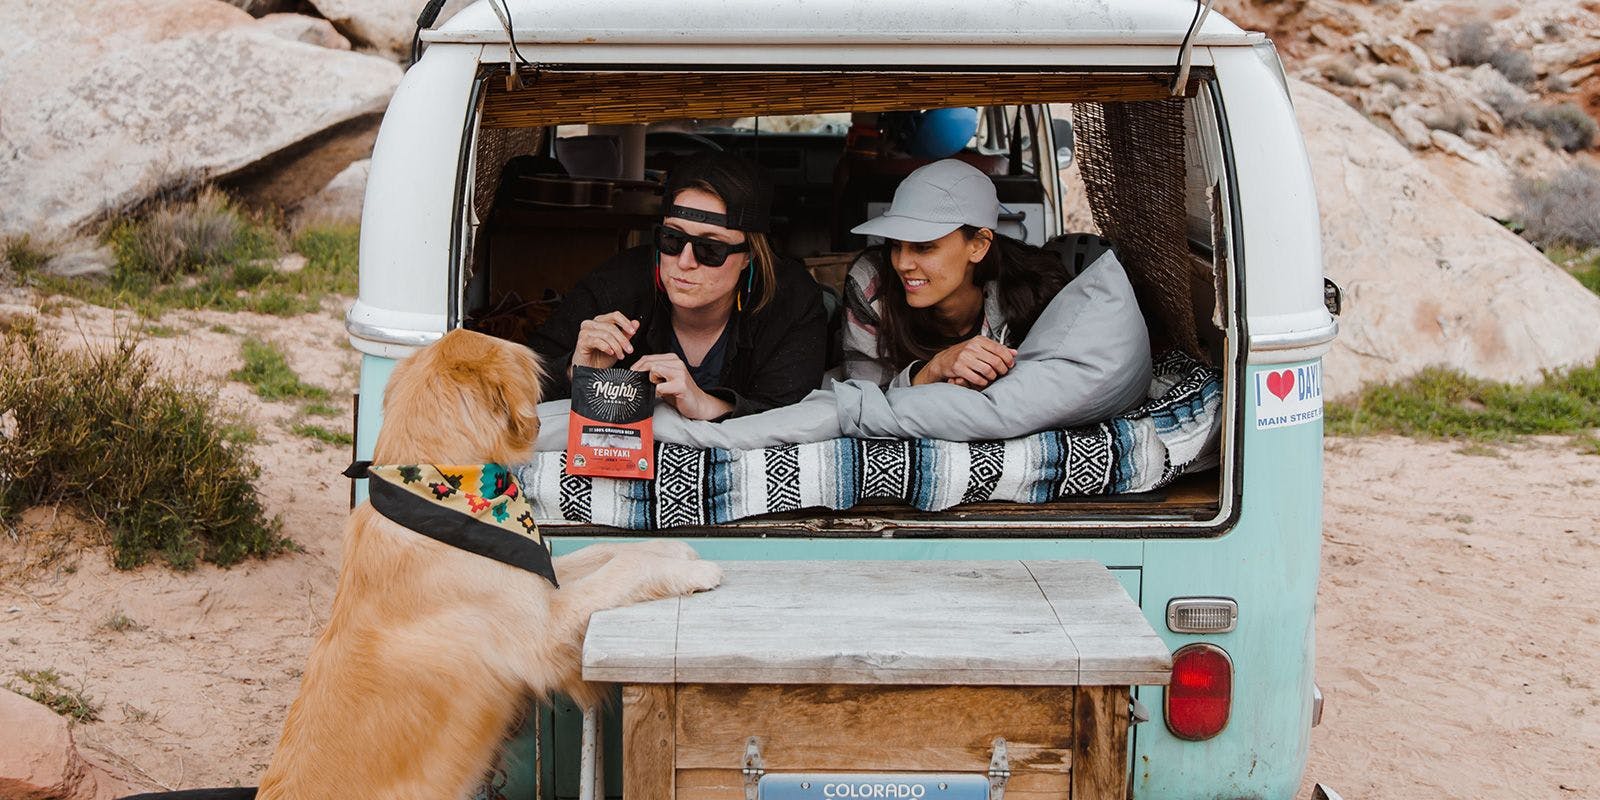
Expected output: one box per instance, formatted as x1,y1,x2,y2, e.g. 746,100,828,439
480,70,1197,128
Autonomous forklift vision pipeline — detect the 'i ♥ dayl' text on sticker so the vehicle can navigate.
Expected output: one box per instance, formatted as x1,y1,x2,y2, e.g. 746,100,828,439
1254,363,1323,430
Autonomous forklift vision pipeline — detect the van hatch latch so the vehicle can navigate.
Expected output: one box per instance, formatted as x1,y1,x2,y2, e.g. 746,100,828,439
1130,697,1151,725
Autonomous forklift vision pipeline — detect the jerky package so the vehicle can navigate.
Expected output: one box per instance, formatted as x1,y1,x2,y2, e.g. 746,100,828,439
566,366,655,479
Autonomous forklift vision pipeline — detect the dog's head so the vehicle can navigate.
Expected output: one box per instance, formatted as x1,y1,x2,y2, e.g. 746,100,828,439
373,330,544,466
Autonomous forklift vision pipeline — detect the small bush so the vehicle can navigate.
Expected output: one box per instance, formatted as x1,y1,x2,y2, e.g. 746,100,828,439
0,324,285,569
1514,166,1600,248
8,669,100,723
1424,105,1476,136
1442,21,1537,86
106,188,276,283
1442,21,1497,66
1509,102,1598,152
231,338,330,402
1327,361,1600,447
1489,48,1537,87
3,235,52,275
100,610,141,632
1323,60,1361,88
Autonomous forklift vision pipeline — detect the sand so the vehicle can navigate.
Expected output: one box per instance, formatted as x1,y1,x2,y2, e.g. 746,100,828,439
2,288,1597,797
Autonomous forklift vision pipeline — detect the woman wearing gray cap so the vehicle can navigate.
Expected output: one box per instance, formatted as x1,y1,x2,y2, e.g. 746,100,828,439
841,158,1105,389
531,152,826,420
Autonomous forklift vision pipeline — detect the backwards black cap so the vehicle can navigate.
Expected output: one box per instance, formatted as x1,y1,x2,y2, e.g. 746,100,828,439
663,151,774,233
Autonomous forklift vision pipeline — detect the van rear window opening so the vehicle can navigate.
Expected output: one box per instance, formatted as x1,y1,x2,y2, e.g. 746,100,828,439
463,67,1234,535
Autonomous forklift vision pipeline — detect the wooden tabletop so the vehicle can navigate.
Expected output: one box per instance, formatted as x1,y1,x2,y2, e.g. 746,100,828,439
582,560,1171,687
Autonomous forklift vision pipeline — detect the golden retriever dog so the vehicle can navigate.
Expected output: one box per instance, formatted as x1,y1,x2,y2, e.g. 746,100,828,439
256,329,721,800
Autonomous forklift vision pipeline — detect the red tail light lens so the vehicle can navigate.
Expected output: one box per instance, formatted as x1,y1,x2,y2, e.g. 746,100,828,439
1166,643,1232,740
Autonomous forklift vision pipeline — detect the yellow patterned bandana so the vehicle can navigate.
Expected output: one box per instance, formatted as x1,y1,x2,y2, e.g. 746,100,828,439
344,462,556,586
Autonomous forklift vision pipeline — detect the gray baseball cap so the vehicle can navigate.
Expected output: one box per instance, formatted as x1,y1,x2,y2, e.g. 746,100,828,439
851,158,1000,242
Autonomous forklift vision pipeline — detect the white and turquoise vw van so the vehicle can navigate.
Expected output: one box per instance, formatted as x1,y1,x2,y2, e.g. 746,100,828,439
348,1,1339,797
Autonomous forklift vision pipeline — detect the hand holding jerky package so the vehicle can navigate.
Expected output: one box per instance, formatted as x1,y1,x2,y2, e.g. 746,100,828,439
566,366,655,479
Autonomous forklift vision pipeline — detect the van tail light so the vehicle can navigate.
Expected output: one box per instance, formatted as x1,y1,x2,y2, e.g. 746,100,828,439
1166,643,1232,740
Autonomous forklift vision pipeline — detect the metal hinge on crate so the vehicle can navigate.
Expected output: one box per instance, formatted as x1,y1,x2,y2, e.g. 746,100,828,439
988,737,1011,800
742,737,765,800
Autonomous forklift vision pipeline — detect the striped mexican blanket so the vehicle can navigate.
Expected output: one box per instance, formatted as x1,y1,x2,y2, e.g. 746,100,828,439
517,352,1222,530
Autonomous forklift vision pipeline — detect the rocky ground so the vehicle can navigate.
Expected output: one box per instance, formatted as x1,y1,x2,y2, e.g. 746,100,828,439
1,291,1596,798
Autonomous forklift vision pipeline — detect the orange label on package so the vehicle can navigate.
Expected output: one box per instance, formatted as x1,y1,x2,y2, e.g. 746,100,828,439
566,366,655,479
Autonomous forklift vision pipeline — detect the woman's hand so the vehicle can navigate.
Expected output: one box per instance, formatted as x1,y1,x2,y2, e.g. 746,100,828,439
572,312,639,371
631,354,734,420
913,336,1017,388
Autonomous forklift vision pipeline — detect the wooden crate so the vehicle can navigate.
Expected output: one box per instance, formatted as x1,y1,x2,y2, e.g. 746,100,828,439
584,561,1170,800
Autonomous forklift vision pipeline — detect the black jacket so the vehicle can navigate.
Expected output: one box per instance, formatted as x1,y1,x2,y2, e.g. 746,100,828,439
529,245,827,419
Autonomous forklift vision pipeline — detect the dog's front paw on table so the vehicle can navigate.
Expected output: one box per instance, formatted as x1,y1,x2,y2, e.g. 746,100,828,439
675,559,724,594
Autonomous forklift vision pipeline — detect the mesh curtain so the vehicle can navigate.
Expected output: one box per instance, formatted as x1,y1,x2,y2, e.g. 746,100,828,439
472,125,543,231
1073,99,1202,357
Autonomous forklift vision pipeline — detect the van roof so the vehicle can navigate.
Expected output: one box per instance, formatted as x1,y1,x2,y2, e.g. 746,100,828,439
428,0,1261,48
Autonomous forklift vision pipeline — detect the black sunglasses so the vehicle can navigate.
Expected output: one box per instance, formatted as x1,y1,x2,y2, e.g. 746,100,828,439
654,224,750,268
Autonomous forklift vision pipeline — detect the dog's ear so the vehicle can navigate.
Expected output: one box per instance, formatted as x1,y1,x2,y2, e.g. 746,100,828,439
488,344,544,452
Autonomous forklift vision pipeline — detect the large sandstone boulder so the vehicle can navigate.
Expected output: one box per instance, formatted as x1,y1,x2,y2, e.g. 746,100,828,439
0,0,402,240
308,0,475,59
1293,79,1600,398
293,158,369,225
0,691,145,800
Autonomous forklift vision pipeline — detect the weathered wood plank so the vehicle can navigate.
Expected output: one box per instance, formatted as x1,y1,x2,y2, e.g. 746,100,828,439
583,561,1171,686
1026,562,1172,685
669,561,1082,685
1071,686,1130,800
622,684,675,800
481,71,1201,128
674,684,1072,773
582,596,679,683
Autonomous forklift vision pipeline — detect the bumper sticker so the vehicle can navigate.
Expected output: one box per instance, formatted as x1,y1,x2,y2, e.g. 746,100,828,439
1254,363,1323,430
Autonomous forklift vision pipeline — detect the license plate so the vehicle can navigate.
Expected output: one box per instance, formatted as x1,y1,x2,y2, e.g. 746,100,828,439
758,773,989,800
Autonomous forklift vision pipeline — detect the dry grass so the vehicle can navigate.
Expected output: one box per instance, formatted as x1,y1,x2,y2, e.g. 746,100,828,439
1514,166,1600,249
106,188,274,283
1508,102,1597,153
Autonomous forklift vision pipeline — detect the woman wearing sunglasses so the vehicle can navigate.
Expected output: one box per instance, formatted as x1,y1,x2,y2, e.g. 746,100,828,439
530,152,826,420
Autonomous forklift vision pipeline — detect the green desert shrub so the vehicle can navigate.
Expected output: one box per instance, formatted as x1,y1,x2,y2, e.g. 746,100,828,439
0,320,285,569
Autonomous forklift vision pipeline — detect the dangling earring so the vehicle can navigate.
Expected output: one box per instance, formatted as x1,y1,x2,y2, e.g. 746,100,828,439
737,265,753,311
654,249,665,293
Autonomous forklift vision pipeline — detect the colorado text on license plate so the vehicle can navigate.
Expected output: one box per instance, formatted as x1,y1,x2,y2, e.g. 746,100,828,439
758,774,989,800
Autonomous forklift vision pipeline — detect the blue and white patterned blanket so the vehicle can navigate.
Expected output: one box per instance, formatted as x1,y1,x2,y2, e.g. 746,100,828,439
517,352,1221,529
